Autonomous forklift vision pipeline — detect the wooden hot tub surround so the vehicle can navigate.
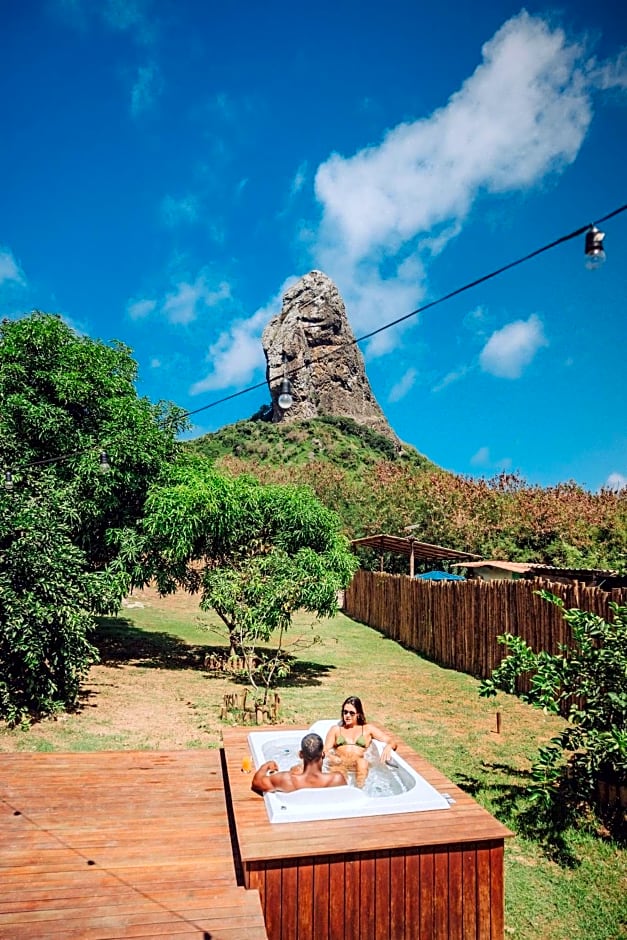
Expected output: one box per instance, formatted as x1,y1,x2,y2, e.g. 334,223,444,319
223,725,512,940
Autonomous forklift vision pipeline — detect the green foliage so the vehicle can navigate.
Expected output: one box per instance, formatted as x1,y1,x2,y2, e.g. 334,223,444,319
0,313,186,565
202,548,344,700
480,593,627,830
0,312,185,721
190,414,430,471
200,421,627,570
0,479,100,724
111,453,358,698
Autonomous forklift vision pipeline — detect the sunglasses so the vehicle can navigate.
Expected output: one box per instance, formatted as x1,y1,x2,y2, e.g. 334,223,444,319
342,709,357,715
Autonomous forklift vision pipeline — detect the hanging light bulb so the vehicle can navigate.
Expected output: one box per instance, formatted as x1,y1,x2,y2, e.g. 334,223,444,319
98,451,111,474
584,225,606,270
278,378,293,410
277,351,293,410
4,471,14,491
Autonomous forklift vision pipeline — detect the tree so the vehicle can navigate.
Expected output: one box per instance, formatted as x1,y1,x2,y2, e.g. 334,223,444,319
480,592,627,828
111,455,358,701
0,313,185,721
0,313,185,565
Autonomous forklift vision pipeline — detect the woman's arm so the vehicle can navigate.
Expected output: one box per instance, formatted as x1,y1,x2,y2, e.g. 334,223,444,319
367,724,398,763
324,725,339,754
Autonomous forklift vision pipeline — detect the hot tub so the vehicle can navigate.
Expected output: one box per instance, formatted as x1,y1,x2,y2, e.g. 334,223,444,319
247,720,451,824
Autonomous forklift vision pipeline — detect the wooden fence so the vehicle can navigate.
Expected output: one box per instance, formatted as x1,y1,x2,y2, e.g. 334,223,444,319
344,570,627,681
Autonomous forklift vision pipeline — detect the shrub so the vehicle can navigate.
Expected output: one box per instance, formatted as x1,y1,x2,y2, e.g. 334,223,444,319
480,592,627,825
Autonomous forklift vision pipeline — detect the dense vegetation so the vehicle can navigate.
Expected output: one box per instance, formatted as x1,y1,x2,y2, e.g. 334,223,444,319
0,313,186,722
111,454,357,702
0,315,357,721
482,593,627,840
192,416,627,571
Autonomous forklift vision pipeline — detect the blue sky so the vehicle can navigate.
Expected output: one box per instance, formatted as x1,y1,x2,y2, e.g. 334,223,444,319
2,1,626,491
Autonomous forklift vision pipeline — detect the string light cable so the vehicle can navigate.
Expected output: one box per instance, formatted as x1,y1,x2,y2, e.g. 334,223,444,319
3,203,626,481
177,203,626,422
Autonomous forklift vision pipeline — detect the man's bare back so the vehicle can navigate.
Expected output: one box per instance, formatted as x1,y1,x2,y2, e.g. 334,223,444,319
251,733,346,794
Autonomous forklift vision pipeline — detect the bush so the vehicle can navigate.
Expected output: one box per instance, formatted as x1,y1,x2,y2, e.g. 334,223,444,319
0,480,104,724
480,592,627,826
0,312,184,721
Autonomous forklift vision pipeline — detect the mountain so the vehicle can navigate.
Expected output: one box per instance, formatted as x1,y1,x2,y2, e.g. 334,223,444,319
188,416,626,573
190,414,431,473
262,270,398,443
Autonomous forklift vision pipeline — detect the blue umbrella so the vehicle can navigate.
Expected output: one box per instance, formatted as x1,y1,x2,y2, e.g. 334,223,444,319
415,570,465,581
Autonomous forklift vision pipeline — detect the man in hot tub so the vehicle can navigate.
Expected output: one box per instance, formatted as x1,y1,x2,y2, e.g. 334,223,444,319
251,733,347,793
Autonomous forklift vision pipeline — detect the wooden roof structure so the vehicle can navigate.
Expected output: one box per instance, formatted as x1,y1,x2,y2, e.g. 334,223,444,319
350,534,480,576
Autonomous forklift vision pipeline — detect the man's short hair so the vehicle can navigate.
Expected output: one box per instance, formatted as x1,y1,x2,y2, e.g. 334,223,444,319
301,732,324,762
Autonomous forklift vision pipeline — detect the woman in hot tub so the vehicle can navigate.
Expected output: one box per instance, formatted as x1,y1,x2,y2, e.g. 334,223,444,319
324,696,398,788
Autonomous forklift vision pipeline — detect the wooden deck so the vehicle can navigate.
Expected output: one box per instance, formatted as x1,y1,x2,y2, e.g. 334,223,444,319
0,750,267,940
223,726,512,940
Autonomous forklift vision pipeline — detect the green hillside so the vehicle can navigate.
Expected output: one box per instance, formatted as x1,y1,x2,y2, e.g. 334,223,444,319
189,415,627,572
190,414,432,472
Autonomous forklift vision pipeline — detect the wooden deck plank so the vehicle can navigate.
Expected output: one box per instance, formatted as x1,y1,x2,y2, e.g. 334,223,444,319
295,857,314,940
404,850,420,940
0,750,267,939
312,854,330,939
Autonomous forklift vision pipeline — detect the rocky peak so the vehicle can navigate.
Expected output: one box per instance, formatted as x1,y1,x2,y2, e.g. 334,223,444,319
262,270,398,443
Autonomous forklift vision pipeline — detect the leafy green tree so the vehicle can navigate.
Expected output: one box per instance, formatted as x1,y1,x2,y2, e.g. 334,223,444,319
111,455,358,701
0,313,185,565
480,592,627,827
0,313,185,721
0,479,98,723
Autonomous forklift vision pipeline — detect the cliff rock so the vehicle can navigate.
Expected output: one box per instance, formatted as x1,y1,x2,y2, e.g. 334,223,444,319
262,271,398,442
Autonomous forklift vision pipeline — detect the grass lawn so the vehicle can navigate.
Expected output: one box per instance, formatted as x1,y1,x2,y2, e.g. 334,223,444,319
1,586,625,939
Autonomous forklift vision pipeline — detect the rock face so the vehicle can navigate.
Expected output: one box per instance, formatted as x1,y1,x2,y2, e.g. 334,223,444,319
262,271,398,442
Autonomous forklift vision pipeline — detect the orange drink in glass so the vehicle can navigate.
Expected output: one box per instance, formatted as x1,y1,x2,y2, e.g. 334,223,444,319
241,754,253,773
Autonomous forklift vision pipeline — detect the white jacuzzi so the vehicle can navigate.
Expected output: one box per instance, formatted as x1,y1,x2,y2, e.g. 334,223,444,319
248,720,451,824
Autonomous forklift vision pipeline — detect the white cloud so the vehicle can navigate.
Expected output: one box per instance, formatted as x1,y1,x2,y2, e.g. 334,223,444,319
0,248,25,286
277,161,310,219
388,368,417,403
605,472,627,491
126,270,231,326
312,11,599,342
592,50,627,90
57,0,155,44
471,446,491,467
56,1,159,113
190,279,296,394
479,314,548,379
103,0,144,33
131,62,161,117
463,306,489,334
163,276,231,326
127,298,156,320
290,162,308,198
150,357,161,368
189,307,268,395
470,445,512,471
432,365,470,393
161,194,198,227
180,12,618,392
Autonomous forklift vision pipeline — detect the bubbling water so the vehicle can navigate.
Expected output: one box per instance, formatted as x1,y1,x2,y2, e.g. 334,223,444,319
262,736,302,771
260,736,413,797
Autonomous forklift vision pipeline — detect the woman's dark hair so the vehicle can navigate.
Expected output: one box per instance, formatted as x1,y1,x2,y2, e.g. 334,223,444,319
341,696,366,726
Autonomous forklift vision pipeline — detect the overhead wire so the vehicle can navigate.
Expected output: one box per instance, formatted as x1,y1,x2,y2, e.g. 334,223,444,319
6,202,627,474
178,202,627,421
